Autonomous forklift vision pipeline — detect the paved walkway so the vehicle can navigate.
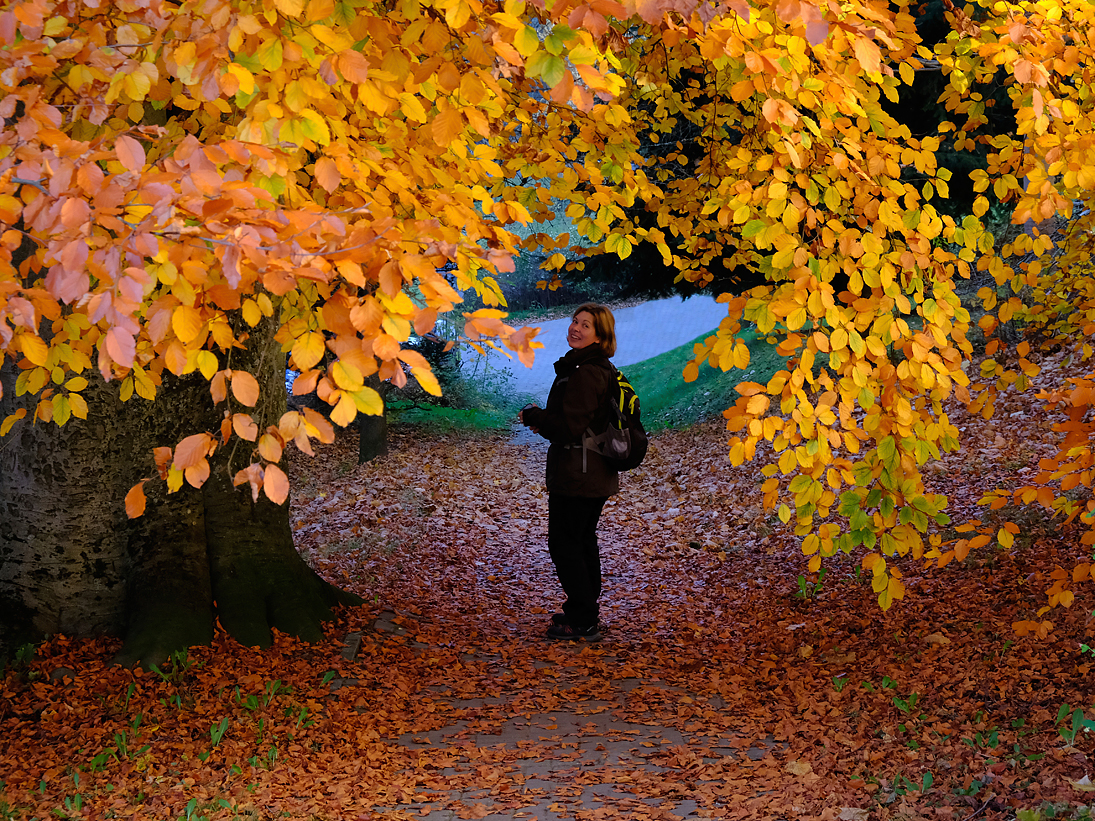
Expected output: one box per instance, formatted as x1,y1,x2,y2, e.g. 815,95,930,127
492,295,730,400
340,613,784,821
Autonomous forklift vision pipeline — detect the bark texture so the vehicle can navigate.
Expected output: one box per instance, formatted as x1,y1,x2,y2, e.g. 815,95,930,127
0,361,133,645
357,376,390,464
0,321,360,666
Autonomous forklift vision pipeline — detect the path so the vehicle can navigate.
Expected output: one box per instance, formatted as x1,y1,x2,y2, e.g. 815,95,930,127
285,412,1090,821
336,438,789,821
490,295,730,400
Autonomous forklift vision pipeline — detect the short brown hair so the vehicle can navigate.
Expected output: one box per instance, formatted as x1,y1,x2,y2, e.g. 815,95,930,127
573,303,617,357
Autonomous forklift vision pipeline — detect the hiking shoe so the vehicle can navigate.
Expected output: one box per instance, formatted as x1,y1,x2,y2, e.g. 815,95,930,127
546,622,601,642
552,613,608,632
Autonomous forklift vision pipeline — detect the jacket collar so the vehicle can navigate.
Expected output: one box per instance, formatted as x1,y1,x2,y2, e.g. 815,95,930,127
555,344,611,375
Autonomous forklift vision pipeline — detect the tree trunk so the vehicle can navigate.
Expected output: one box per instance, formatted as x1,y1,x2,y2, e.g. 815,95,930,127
0,361,133,648
0,320,360,667
358,375,389,463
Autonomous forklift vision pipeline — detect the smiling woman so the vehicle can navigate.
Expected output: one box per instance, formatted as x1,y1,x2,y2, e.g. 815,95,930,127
518,303,620,641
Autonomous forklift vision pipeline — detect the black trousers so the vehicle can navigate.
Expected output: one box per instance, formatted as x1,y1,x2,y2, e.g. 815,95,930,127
547,494,608,629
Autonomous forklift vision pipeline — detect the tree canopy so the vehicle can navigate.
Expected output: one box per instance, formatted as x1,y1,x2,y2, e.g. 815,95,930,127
3,0,1095,636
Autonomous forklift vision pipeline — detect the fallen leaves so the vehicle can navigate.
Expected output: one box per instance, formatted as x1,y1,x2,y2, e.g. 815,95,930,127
4,361,1095,819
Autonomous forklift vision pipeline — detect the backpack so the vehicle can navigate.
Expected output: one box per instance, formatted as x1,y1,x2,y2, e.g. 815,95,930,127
583,368,648,471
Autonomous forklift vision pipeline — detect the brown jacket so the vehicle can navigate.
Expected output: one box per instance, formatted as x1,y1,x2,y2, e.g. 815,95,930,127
522,345,619,498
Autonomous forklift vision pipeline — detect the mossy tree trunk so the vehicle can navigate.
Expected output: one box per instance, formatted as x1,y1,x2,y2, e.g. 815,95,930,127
0,318,360,667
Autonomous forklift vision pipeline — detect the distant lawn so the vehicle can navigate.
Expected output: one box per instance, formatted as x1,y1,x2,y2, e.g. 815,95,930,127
624,325,787,430
388,324,786,433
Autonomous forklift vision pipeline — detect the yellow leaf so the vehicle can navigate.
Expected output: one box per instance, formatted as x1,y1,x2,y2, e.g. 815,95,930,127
514,25,540,56
330,392,357,426
275,0,304,16
312,24,354,50
351,385,385,415
292,332,327,370
21,334,48,366
605,233,633,260
399,93,427,123
172,305,203,343
227,63,255,94
196,350,219,380
242,299,263,327
331,361,364,392
69,394,88,419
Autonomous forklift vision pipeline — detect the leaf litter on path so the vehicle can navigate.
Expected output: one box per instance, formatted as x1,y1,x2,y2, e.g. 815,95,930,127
4,370,1095,820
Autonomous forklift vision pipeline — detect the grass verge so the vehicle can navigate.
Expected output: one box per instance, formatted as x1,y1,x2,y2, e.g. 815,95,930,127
387,324,784,433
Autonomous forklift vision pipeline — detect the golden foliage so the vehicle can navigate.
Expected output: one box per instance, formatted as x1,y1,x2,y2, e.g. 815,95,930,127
3,0,1095,622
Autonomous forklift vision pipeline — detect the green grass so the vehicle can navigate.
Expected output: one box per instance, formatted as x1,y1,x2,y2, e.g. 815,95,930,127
625,325,787,430
388,324,786,433
387,400,516,433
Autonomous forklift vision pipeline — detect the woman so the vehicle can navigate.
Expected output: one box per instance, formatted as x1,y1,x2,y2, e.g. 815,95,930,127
519,303,619,641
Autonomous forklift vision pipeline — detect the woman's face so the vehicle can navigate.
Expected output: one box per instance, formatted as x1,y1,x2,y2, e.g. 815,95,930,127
567,311,601,350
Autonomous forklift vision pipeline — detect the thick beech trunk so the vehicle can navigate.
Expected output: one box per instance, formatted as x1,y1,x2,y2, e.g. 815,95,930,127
0,364,134,646
0,323,360,666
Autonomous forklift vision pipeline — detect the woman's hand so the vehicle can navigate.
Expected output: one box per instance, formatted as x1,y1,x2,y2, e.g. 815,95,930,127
519,403,540,433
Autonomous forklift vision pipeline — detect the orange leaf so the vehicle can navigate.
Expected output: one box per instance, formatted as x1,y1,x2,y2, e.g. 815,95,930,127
258,433,284,462
337,50,369,83
174,432,215,469
105,328,136,368
164,341,188,375
115,134,146,173
633,0,662,25
184,458,210,488
303,407,335,443
20,334,48,366
379,261,402,298
853,36,881,73
431,106,464,146
292,369,321,396
315,157,340,193
373,333,401,360
231,371,260,407
211,371,228,404
125,482,147,518
233,413,259,441
233,463,264,502
414,308,438,336
264,464,289,505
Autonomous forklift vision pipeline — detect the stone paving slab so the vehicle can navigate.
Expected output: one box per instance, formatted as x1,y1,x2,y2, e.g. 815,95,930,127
354,615,786,820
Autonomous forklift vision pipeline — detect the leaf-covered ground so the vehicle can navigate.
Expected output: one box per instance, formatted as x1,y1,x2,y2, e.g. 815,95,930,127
3,356,1095,820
